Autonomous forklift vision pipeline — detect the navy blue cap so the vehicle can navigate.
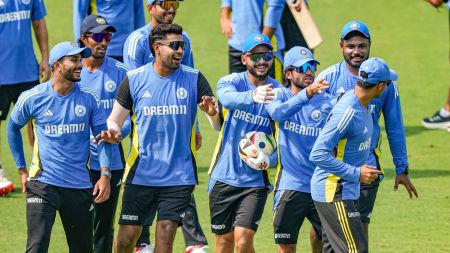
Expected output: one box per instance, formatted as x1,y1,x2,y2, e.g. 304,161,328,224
340,20,370,40
359,58,397,84
283,46,319,70
49,42,92,67
80,14,116,35
242,33,273,54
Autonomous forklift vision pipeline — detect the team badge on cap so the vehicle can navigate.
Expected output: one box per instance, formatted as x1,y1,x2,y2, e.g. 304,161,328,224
96,17,106,24
176,87,188,99
300,49,307,55
254,35,263,42
350,22,360,29
75,105,86,117
105,81,116,92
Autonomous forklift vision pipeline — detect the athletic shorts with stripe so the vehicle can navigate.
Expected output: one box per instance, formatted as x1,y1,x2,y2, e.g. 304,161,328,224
273,190,322,244
209,181,268,234
119,184,194,226
314,200,368,253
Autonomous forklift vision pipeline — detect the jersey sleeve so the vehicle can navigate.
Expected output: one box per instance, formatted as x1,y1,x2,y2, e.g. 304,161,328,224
72,0,89,41
197,72,214,103
265,88,309,122
309,107,361,183
123,32,146,69
31,0,47,21
217,74,254,110
382,82,409,174
134,0,145,29
264,0,284,28
221,0,231,8
116,76,133,110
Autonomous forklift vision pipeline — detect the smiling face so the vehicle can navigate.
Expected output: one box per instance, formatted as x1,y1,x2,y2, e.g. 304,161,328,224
340,33,371,70
242,44,274,81
285,62,316,90
55,54,83,82
153,33,184,70
81,30,111,59
148,1,177,25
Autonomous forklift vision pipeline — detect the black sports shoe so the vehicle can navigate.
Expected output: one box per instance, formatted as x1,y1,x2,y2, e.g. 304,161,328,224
422,111,450,129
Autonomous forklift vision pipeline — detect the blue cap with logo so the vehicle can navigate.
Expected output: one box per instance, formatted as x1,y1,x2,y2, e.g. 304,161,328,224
283,46,320,70
242,33,273,54
80,14,116,35
340,20,370,40
359,58,398,84
49,42,92,67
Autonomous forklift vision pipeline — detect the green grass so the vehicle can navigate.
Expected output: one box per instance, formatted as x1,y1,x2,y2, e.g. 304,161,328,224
1,0,449,252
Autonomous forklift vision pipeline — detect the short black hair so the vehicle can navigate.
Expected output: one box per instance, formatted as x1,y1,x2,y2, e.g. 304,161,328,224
149,23,183,56
282,66,295,87
356,79,377,89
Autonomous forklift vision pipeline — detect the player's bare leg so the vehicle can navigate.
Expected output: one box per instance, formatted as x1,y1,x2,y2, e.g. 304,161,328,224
115,225,142,253
309,227,322,253
234,226,256,253
216,231,234,253
154,220,178,253
277,244,296,253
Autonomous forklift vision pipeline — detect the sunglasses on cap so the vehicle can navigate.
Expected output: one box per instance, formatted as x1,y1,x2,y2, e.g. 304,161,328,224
87,33,113,43
157,40,186,51
155,1,179,10
292,62,317,74
247,52,274,63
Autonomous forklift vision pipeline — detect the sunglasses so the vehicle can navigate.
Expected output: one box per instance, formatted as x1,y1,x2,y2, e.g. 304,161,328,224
247,52,274,63
155,1,180,10
88,33,113,43
157,40,186,51
292,62,317,73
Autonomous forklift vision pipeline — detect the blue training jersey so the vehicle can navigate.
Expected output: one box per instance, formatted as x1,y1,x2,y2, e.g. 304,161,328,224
9,82,106,189
117,63,206,187
266,87,334,193
209,72,280,189
80,57,129,170
73,0,145,57
317,61,408,174
221,0,285,52
310,90,373,202
0,0,46,84
123,25,194,69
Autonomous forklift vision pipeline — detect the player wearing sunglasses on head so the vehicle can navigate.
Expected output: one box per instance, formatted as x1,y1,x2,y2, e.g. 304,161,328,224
78,14,132,253
208,33,281,253
105,23,220,253
73,0,145,62
265,47,331,253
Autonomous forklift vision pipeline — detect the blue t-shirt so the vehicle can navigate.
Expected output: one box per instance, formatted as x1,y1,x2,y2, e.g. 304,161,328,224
116,63,210,187
80,57,128,170
9,82,106,189
310,90,373,202
266,87,334,193
317,61,408,174
209,72,281,189
123,25,194,69
221,0,285,52
0,0,46,84
73,0,145,57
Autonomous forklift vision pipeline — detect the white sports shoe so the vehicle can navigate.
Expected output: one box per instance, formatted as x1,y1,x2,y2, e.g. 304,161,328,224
0,167,15,196
185,244,208,253
134,244,154,253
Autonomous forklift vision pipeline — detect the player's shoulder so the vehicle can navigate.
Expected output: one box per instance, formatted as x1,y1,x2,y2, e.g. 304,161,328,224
127,64,147,77
180,64,199,75
106,57,130,72
78,83,100,102
125,26,148,45
317,62,340,79
182,31,192,43
16,83,47,109
218,72,243,85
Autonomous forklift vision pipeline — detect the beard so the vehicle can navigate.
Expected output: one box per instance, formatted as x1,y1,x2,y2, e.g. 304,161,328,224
343,53,369,69
64,68,82,82
247,63,270,81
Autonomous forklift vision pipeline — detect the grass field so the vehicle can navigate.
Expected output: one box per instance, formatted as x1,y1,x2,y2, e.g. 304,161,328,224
1,0,449,252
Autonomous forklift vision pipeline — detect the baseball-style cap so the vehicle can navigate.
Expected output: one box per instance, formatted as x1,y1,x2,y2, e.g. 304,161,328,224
358,58,397,84
49,42,92,67
283,46,320,70
340,20,370,40
242,33,273,54
80,14,117,35
147,0,184,4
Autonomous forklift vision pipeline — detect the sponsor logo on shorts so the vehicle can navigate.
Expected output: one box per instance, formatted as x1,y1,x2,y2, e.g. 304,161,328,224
122,214,139,221
180,212,185,219
211,224,226,230
275,233,291,239
89,204,94,212
255,219,260,225
348,211,360,218
27,197,43,204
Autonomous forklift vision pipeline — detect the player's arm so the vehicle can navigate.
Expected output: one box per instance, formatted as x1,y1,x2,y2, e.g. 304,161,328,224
123,33,145,69
262,0,284,38
31,0,50,82
105,76,132,142
73,0,89,42
197,72,221,131
134,0,145,29
266,88,309,121
220,0,233,38
382,82,418,198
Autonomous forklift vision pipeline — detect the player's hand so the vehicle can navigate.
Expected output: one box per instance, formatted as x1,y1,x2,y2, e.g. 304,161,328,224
18,168,28,193
252,84,275,104
199,96,218,116
394,173,418,198
306,78,329,98
96,129,122,144
359,165,383,184
39,60,51,82
220,15,233,38
426,0,443,8
242,150,270,171
195,131,202,150
93,171,111,203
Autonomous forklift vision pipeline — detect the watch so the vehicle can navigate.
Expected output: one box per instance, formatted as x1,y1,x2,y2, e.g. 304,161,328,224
101,170,112,179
